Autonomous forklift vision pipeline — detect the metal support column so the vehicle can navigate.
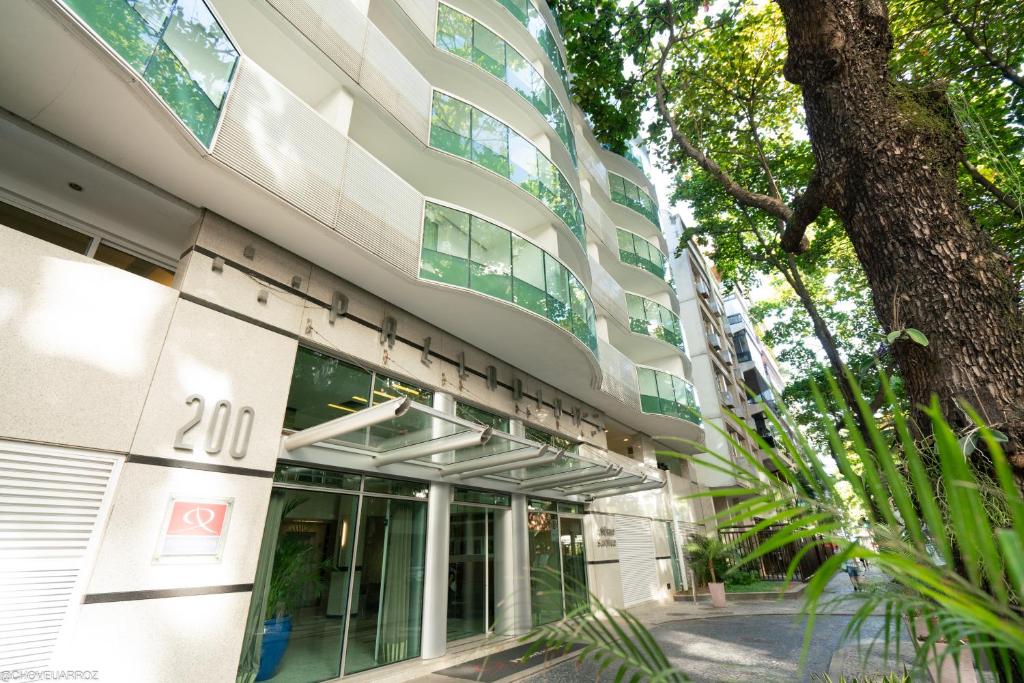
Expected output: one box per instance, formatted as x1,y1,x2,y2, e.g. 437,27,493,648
421,392,454,659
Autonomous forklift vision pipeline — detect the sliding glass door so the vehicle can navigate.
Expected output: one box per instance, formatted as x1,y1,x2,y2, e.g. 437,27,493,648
344,497,427,674
559,516,588,614
447,505,491,641
527,500,589,626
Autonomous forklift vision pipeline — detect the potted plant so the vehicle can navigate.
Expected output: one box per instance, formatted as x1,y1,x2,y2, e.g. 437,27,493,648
256,532,328,681
685,535,732,608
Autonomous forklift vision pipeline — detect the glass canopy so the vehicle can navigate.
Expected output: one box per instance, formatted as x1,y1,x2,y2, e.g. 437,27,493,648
281,398,659,497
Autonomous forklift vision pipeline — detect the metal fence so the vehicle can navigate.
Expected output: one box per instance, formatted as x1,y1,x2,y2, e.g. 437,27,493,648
717,525,837,582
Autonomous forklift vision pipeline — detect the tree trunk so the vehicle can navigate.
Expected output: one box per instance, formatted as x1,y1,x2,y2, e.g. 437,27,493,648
775,0,1024,471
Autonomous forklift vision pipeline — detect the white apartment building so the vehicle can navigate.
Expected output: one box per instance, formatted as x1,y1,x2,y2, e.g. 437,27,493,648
0,1,707,681
665,215,793,518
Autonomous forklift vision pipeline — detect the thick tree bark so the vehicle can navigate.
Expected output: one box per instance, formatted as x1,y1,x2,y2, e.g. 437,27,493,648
774,0,1024,469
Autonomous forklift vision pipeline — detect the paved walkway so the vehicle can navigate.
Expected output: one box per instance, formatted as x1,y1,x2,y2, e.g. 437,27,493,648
515,565,919,683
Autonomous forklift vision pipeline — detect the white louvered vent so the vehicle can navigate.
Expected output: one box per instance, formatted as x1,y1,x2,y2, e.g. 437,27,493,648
0,442,119,671
615,515,660,607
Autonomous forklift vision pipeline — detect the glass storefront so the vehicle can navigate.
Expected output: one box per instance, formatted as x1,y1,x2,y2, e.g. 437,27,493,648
239,467,428,682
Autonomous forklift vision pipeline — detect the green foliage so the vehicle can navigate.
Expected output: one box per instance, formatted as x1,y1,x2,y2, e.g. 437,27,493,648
684,534,733,585
527,372,1024,679
266,503,330,619
723,568,757,587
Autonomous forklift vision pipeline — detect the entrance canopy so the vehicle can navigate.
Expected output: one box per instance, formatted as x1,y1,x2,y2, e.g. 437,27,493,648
281,397,663,499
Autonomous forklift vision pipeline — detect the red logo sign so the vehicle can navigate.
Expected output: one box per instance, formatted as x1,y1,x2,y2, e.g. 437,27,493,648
166,501,228,536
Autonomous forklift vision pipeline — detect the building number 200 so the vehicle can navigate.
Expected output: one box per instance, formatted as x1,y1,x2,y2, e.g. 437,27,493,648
173,394,255,459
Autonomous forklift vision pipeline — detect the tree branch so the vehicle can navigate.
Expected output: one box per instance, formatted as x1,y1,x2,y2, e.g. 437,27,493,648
962,157,1023,216
945,3,1024,91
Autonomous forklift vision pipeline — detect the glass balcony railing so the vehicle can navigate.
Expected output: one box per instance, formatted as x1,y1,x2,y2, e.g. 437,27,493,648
493,0,570,94
609,172,659,226
616,228,666,279
625,293,685,351
63,0,239,147
420,202,597,353
637,367,701,425
436,4,576,166
430,91,585,246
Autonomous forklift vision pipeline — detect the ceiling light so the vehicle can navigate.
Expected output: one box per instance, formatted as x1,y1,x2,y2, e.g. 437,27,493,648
68,182,83,192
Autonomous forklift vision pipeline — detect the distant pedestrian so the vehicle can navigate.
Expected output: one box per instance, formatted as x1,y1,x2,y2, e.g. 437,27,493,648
844,560,862,591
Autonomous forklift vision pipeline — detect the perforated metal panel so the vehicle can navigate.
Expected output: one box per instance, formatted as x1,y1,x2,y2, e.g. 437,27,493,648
268,0,366,80
0,442,119,670
362,24,432,141
581,191,618,252
589,259,628,326
615,515,660,607
578,141,610,196
337,140,423,276
215,60,423,277
267,0,431,142
393,0,438,40
215,60,346,228
598,340,641,410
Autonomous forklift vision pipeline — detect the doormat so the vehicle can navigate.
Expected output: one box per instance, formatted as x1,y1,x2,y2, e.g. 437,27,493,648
434,641,584,682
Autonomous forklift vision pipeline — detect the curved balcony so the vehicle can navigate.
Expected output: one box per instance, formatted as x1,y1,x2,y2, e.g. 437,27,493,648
589,341,704,444
625,293,685,352
435,3,576,166
491,0,569,94
617,228,667,280
429,91,585,247
609,172,660,228
419,202,597,354
599,144,655,198
60,0,238,147
637,366,702,426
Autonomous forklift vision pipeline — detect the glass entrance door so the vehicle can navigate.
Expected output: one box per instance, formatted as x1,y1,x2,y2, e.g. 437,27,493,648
558,516,588,614
343,497,427,674
528,510,563,626
446,505,493,641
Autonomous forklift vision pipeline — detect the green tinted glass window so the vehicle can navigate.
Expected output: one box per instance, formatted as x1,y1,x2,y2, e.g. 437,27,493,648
421,203,471,286
528,498,555,511
557,502,583,514
428,92,582,245
284,347,373,431
454,487,512,506
363,476,430,498
274,463,361,491
544,255,571,330
512,236,548,317
64,0,237,147
469,216,512,300
456,403,511,432
471,109,510,178
608,172,659,225
372,374,433,407
525,426,577,452
472,22,506,78
436,4,472,58
430,92,472,156
419,203,596,353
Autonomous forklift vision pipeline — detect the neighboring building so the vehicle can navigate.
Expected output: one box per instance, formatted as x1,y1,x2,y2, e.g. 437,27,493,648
724,284,793,454
666,215,792,519
0,1,704,680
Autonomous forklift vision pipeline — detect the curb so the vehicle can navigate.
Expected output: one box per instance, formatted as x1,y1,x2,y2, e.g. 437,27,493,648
674,582,808,603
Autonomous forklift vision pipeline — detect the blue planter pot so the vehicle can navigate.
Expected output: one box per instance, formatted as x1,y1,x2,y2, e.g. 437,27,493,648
256,616,292,681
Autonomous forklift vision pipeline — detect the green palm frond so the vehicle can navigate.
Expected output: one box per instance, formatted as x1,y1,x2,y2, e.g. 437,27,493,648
526,370,1024,680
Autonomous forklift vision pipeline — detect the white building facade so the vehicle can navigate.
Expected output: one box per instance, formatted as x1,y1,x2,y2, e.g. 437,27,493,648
0,0,704,681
